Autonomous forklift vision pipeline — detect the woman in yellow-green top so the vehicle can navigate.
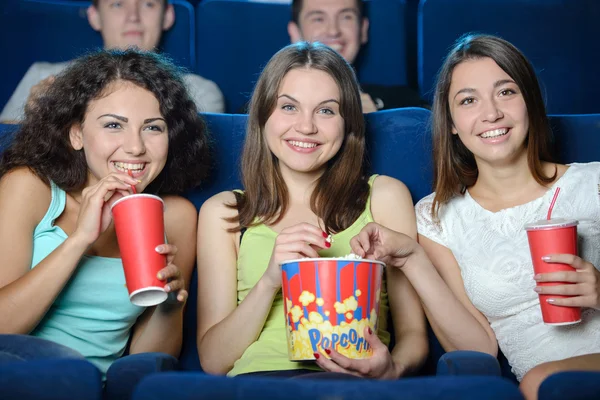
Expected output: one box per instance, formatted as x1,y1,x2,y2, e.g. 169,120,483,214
196,42,428,379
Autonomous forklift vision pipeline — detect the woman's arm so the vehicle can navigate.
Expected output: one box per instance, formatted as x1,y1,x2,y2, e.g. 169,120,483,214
413,235,498,355
0,168,135,334
351,222,498,357
370,176,428,376
128,196,197,357
196,192,329,374
0,169,87,333
195,192,279,375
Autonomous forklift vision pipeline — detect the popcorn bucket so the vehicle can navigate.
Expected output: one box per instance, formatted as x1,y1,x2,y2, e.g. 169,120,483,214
281,258,385,361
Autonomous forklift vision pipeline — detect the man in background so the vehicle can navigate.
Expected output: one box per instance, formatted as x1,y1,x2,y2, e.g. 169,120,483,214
1,0,224,122
288,0,427,113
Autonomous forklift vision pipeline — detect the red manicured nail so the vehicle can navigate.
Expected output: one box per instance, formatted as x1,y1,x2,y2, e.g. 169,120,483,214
322,231,328,238
324,349,331,355
314,353,320,359
368,327,373,335
325,241,331,248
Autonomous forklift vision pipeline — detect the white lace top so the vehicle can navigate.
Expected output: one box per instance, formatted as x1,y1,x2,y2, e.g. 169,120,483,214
415,162,600,381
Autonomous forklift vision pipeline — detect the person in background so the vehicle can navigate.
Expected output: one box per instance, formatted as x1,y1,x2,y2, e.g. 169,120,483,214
287,0,428,113
0,0,224,123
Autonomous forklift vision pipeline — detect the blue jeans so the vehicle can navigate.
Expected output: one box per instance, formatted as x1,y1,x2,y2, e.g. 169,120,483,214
0,334,85,363
0,335,178,400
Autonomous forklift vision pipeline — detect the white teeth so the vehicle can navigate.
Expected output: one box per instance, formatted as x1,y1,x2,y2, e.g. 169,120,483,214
289,140,318,149
480,128,508,138
329,44,343,51
113,162,145,172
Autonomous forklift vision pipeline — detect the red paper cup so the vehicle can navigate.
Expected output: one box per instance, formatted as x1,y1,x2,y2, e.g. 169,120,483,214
524,218,581,325
111,194,168,307
281,258,385,360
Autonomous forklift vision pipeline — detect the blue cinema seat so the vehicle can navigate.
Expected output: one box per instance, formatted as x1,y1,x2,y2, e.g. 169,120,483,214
538,371,600,400
194,0,413,113
0,359,102,400
0,0,196,111
550,114,600,163
133,373,524,400
417,0,600,114
1,111,600,397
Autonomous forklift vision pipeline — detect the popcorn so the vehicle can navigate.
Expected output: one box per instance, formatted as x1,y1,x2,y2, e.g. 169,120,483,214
285,289,377,360
308,311,324,324
336,253,362,260
299,290,316,307
334,301,347,314
343,296,358,312
325,234,334,244
290,305,303,323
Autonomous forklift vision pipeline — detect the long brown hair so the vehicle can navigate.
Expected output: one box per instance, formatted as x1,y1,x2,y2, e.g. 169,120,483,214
431,34,555,218
230,42,369,233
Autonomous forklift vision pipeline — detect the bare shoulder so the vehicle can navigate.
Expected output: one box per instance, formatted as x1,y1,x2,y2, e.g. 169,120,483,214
370,175,416,236
0,167,51,224
162,195,197,224
198,191,240,231
162,195,198,243
371,175,412,205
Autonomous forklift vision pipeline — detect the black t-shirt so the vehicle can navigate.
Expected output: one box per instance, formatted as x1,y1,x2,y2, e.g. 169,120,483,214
360,83,430,111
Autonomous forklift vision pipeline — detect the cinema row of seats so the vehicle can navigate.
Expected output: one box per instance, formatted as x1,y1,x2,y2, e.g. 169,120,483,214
2,0,598,114
2,108,599,399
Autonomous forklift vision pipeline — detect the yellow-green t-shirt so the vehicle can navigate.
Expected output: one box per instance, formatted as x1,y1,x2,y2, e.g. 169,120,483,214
229,175,390,376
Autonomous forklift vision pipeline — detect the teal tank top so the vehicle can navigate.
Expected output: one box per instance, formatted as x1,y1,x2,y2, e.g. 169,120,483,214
30,182,145,376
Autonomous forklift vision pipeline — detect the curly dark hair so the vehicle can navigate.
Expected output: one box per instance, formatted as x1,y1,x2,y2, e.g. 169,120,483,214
0,48,211,195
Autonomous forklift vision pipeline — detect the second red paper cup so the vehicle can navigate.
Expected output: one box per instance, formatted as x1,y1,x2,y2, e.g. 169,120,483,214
524,218,580,325
281,258,384,360
111,194,168,307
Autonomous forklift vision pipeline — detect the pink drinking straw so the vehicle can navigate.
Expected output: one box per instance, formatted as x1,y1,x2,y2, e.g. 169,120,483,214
127,170,137,194
547,187,561,220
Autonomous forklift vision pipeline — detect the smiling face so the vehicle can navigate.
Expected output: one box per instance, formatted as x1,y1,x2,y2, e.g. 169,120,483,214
69,80,169,191
87,0,174,52
264,67,345,177
288,0,368,64
448,57,529,167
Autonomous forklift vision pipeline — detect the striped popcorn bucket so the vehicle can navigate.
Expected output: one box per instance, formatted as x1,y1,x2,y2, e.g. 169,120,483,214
281,258,384,361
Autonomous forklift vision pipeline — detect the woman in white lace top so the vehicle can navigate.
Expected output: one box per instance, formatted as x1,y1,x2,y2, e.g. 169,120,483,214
349,35,600,400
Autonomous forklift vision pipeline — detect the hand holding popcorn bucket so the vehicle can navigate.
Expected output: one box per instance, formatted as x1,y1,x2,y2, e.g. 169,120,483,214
281,257,385,361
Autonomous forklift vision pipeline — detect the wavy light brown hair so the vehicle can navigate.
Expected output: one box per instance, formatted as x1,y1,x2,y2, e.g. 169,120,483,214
431,34,555,218
231,42,369,233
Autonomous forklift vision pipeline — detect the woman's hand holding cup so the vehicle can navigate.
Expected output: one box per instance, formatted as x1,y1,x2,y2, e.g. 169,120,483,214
534,254,600,310
73,172,138,246
156,244,188,306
